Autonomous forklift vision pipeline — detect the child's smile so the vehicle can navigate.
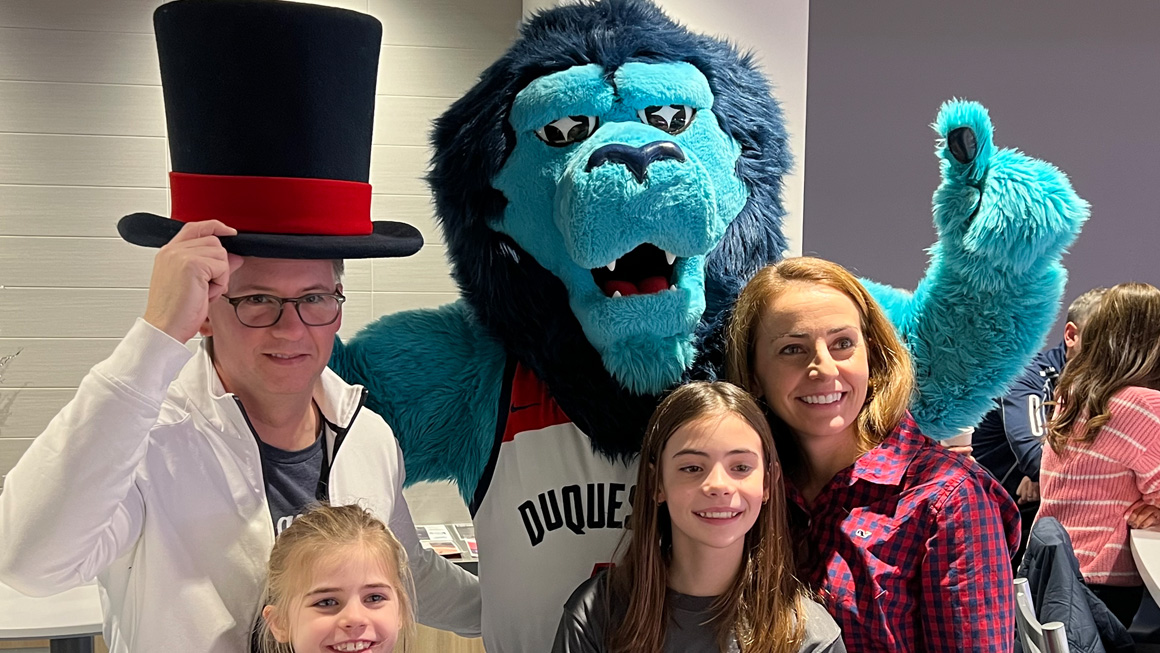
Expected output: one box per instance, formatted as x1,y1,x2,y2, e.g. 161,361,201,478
284,549,402,653
659,414,769,558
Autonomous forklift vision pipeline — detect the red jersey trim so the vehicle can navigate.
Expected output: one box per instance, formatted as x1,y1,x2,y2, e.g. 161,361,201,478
502,362,571,442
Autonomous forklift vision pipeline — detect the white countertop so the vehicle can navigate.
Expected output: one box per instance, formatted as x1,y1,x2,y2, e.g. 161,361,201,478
1131,528,1160,606
0,581,102,640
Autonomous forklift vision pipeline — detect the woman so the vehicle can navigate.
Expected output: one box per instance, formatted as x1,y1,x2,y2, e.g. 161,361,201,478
726,257,1020,652
1039,282,1160,627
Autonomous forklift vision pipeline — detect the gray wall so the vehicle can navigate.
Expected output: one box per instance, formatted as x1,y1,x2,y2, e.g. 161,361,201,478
803,0,1160,341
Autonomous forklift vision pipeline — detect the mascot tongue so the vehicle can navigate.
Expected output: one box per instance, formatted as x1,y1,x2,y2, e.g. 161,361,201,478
604,277,669,296
592,244,676,297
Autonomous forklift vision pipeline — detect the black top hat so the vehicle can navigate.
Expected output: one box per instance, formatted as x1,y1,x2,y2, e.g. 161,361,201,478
117,0,422,259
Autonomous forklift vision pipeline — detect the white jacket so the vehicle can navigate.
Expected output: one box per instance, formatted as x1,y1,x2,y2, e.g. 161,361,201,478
0,319,480,652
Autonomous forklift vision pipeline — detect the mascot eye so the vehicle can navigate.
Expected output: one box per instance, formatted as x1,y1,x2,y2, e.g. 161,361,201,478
638,105,696,135
535,115,599,147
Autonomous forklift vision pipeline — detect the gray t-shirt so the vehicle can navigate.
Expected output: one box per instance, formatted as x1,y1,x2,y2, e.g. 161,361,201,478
552,570,846,653
257,431,325,536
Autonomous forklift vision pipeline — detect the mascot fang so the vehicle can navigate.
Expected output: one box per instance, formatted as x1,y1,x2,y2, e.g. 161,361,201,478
332,1,1087,650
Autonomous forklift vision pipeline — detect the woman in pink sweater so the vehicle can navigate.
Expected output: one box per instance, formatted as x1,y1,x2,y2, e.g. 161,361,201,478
1039,281,1160,627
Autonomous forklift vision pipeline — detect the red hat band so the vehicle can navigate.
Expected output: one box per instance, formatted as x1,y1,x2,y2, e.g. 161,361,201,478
169,171,373,236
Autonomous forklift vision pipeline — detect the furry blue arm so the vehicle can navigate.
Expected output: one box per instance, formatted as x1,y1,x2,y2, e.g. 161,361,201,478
330,300,506,501
860,280,914,334
870,100,1087,440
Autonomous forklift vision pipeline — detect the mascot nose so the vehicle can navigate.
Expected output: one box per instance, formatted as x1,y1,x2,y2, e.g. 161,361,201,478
585,141,686,183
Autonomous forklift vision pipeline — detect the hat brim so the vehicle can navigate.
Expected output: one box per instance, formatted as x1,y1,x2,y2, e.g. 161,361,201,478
117,212,423,259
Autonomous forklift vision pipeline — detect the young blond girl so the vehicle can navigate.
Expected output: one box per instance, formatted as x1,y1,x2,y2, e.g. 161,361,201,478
552,381,844,653
260,504,415,653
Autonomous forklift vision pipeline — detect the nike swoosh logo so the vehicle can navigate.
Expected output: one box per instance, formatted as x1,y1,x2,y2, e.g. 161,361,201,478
510,403,539,413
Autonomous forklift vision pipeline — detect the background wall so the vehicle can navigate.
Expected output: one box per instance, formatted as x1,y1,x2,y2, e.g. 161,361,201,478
0,0,522,490
803,0,1160,339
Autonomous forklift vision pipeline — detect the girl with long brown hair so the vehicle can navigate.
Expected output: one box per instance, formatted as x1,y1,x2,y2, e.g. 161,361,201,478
726,257,1020,652
552,381,844,653
1039,282,1160,626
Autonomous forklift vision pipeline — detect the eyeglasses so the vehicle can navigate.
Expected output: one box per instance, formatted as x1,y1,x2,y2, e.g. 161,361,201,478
222,292,346,328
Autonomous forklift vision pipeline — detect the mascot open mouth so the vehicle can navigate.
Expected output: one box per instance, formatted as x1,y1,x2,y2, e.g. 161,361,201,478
590,243,679,297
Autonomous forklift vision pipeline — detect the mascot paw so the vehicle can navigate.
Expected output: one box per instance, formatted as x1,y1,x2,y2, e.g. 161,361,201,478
934,99,995,186
931,99,1088,279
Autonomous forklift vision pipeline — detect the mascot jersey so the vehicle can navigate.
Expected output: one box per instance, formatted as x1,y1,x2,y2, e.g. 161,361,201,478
330,2,1089,652
472,360,637,653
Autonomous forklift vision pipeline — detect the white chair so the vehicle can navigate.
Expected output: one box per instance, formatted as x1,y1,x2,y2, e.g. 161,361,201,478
1015,577,1070,653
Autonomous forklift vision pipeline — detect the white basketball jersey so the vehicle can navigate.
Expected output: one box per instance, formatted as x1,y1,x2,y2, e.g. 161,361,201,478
471,361,638,653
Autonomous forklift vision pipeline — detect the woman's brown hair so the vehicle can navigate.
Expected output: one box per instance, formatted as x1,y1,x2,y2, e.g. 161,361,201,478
725,256,914,453
1047,282,1160,454
259,503,416,653
609,381,807,653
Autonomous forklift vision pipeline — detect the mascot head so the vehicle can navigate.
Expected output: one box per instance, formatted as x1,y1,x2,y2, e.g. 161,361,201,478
430,0,789,428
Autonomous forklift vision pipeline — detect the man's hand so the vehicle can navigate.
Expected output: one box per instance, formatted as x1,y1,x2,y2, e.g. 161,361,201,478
142,220,242,343
1127,502,1160,530
1016,477,1040,505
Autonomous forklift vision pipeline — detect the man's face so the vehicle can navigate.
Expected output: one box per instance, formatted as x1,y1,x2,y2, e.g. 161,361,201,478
202,258,341,402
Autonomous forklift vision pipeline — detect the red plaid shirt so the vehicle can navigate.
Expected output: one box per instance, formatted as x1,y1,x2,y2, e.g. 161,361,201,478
787,414,1020,652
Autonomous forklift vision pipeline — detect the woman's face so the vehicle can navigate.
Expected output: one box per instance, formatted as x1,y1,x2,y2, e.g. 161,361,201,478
658,414,770,558
751,282,870,445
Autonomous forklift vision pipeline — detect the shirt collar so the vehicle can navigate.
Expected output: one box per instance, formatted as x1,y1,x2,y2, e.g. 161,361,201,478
849,413,925,487
785,414,927,511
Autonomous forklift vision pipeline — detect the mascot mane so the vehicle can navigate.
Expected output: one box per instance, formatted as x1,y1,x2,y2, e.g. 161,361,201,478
429,0,791,457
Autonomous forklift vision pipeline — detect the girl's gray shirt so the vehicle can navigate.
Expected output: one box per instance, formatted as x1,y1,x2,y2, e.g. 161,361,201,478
552,570,847,653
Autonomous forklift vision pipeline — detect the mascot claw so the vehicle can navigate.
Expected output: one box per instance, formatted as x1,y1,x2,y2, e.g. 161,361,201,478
935,99,995,186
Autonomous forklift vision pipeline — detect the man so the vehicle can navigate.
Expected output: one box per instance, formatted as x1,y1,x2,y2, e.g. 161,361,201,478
973,287,1107,560
0,2,479,651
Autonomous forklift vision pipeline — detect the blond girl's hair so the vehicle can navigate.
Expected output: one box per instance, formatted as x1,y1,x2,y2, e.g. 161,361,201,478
259,503,415,653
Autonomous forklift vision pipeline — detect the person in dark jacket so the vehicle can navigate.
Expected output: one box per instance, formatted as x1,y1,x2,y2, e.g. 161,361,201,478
974,287,1107,563
1017,517,1134,653
975,288,1107,501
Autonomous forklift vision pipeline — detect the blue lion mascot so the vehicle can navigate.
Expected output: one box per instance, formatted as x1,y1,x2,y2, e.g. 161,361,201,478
331,1,1087,650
